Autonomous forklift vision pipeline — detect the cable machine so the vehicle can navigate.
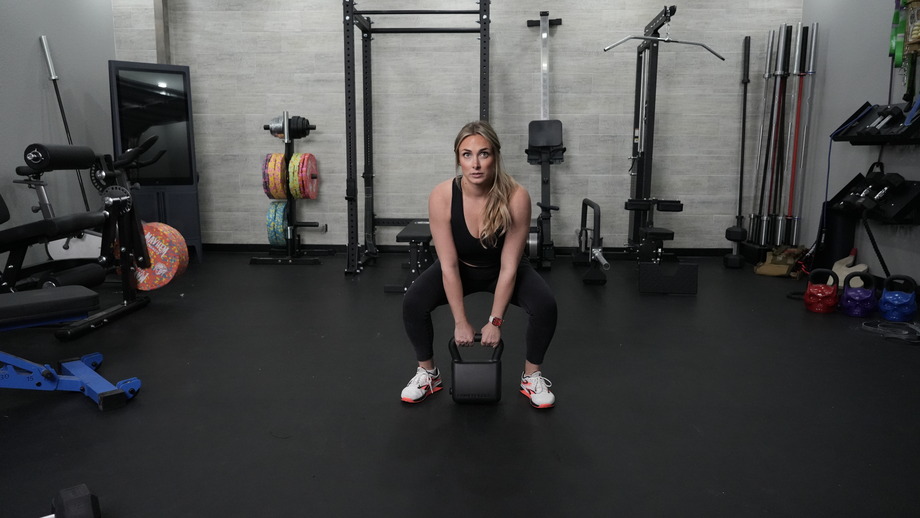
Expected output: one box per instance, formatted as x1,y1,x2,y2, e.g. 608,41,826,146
342,0,491,275
604,6,723,294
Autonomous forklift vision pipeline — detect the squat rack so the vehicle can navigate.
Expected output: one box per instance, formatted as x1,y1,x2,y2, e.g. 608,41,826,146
342,0,491,275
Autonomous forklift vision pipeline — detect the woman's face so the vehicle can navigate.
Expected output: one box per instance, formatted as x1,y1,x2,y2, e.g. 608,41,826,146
457,134,495,186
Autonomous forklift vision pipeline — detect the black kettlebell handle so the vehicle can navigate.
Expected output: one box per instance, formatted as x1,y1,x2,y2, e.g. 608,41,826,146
884,274,917,293
808,268,839,287
843,271,875,291
448,333,503,363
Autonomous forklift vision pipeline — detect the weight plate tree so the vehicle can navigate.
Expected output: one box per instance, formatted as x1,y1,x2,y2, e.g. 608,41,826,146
251,112,327,266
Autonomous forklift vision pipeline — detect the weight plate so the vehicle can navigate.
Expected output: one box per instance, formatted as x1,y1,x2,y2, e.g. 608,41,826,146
261,153,273,198
266,200,288,247
135,222,189,291
288,153,303,199
301,153,319,199
263,153,287,199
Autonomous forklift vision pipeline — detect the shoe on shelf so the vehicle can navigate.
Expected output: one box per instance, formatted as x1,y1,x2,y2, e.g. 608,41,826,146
400,367,442,403
520,371,555,409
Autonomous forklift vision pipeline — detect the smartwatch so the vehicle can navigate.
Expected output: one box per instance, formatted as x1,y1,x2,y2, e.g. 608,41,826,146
488,315,503,327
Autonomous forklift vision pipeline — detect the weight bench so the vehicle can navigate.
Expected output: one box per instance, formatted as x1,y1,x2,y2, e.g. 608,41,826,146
625,198,683,263
2,143,153,340
384,221,433,293
0,288,141,410
0,285,98,330
1,198,106,292
625,198,698,294
0,350,141,410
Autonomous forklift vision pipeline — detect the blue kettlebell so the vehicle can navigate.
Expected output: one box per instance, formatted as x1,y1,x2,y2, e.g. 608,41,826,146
878,275,918,322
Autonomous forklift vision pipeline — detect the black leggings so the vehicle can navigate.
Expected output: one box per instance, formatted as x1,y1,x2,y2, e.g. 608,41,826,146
402,259,557,364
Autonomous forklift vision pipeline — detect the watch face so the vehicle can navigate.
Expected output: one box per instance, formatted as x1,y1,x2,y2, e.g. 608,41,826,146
491,317,503,326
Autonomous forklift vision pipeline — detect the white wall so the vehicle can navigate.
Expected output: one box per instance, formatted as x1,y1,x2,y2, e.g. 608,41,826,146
12,1,915,281
0,0,117,226
111,0,804,251
801,0,919,280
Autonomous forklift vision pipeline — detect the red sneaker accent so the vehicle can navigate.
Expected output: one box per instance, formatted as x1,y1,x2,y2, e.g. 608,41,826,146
519,388,554,409
401,385,442,403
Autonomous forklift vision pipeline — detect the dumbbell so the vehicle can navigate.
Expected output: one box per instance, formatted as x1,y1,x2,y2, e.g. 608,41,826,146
836,166,885,211
723,222,747,269
860,105,904,135
40,484,101,518
859,172,905,211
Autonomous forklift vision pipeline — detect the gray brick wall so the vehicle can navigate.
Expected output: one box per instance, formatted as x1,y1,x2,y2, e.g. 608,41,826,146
113,0,803,249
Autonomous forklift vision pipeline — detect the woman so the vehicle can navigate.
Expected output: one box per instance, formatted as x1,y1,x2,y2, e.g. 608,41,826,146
400,120,558,409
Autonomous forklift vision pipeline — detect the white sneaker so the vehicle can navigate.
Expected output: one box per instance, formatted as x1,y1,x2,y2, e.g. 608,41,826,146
520,371,555,408
400,367,443,403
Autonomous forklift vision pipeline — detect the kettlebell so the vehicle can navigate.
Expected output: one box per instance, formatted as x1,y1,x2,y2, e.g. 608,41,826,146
448,333,503,404
878,275,918,322
839,271,878,318
804,269,839,314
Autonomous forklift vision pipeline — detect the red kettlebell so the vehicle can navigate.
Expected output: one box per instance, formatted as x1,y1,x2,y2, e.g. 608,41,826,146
804,269,839,313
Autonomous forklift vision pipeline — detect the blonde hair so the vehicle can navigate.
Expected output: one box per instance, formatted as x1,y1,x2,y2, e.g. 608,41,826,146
454,121,518,248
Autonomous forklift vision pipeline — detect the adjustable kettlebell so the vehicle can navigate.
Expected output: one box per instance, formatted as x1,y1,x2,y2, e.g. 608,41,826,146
878,274,918,322
839,271,878,318
804,269,839,313
448,333,503,404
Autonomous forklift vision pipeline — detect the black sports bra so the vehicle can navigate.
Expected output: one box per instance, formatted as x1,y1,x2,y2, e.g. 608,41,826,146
450,179,504,267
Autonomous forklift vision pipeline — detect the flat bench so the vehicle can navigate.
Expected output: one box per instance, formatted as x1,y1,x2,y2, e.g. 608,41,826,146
0,285,99,330
384,222,433,293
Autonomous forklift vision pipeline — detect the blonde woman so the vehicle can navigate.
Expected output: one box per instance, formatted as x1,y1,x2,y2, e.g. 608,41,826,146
401,121,558,409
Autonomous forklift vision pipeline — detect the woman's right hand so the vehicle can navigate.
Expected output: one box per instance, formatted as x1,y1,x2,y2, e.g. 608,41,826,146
454,320,476,346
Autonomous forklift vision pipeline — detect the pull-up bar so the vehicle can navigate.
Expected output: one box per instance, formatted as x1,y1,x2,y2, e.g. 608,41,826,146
359,9,480,15
353,8,485,34
370,28,481,34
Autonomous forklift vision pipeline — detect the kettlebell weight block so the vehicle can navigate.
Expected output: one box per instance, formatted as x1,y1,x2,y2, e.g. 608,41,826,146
448,334,503,404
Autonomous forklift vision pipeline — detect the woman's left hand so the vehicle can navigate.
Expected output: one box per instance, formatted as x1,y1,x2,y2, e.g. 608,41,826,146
480,323,502,347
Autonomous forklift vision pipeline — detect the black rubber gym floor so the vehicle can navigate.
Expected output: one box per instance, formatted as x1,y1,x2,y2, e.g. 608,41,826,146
2,252,918,517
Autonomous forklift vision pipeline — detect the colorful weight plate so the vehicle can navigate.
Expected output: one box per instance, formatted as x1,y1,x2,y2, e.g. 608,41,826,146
288,153,303,199
261,153,274,198
267,200,288,247
135,222,189,291
300,153,319,200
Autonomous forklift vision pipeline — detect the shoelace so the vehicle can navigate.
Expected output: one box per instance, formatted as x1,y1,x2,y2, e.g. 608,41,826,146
524,373,552,393
412,368,437,392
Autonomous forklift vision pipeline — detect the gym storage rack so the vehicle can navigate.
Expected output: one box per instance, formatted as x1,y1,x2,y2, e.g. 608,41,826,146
342,1,491,275
250,111,328,266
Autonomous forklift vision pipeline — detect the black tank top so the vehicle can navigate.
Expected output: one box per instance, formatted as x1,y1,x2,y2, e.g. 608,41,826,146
451,179,504,267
